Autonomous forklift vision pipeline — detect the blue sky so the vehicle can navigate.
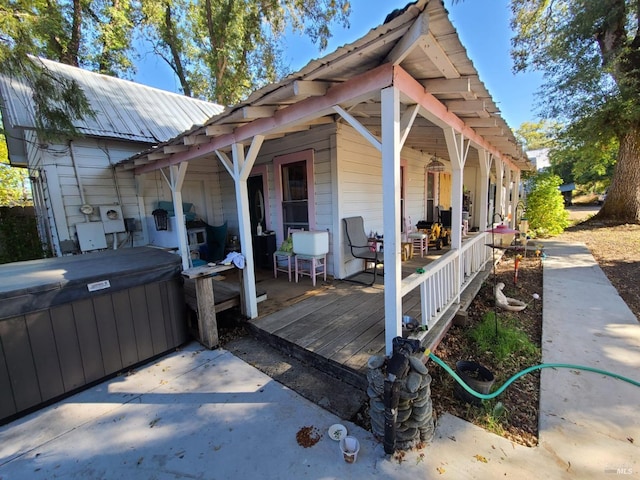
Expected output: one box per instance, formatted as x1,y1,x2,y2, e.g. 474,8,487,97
135,0,544,129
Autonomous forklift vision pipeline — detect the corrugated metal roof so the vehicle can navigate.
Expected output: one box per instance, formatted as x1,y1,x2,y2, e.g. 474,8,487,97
0,57,223,144
119,0,531,173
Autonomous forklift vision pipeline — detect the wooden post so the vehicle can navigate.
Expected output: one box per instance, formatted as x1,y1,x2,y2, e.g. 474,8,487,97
182,264,235,349
195,276,218,348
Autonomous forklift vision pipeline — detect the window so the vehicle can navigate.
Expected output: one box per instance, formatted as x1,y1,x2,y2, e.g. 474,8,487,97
281,160,309,234
274,149,315,239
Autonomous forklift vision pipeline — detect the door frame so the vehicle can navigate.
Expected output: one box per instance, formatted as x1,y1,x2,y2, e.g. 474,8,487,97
248,164,270,234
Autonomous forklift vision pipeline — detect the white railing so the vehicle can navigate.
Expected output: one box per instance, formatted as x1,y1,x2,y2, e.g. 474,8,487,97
401,232,493,332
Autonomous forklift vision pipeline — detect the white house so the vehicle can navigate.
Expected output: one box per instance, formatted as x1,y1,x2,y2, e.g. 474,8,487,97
1,1,531,356
117,0,532,354
0,57,223,257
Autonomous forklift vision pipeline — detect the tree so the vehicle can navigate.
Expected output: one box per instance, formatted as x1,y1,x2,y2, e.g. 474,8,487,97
0,134,31,206
2,1,351,129
549,133,617,191
511,0,640,223
140,0,351,105
516,120,560,151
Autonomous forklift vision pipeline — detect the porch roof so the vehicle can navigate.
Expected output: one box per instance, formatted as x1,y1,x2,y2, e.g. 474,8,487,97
117,0,532,174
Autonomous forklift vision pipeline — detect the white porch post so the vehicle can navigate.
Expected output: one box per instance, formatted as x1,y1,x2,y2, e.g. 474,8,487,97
505,167,512,224
443,128,469,251
164,163,190,270
381,86,402,356
230,138,264,319
478,150,492,231
494,157,505,222
511,170,521,228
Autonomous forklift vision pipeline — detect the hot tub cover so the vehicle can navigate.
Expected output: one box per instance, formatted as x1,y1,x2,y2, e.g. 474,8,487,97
0,247,182,319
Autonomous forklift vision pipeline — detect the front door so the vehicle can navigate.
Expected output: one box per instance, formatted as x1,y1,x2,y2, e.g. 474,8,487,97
248,174,265,236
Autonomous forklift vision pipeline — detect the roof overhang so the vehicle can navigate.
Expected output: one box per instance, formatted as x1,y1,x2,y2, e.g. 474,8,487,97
117,0,531,174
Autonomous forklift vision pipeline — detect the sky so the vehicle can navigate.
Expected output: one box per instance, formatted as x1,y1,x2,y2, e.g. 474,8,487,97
134,0,544,130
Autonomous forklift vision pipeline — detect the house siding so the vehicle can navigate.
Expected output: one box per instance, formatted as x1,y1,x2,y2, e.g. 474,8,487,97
335,124,433,278
26,138,149,254
213,124,336,272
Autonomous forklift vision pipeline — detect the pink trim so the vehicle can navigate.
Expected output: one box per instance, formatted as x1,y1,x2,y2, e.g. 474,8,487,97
273,149,316,244
393,67,517,171
135,64,394,174
249,164,270,230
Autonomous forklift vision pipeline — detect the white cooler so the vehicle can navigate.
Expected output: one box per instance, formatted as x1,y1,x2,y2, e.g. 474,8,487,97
292,231,329,255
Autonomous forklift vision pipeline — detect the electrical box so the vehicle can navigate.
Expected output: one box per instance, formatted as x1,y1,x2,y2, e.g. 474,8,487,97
99,205,126,234
76,222,107,252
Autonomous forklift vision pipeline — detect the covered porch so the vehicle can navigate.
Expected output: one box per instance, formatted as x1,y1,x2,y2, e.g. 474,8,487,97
117,0,531,358
246,231,493,389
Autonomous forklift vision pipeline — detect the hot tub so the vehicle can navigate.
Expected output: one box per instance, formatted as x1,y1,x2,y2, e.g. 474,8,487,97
0,247,188,424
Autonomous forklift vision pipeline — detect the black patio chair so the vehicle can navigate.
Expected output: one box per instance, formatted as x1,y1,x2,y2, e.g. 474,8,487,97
343,216,383,285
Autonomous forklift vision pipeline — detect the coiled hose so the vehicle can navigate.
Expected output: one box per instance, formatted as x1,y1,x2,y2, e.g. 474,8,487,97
426,350,640,400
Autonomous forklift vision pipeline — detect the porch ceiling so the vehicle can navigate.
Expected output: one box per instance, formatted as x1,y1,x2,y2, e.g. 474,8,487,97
117,0,530,174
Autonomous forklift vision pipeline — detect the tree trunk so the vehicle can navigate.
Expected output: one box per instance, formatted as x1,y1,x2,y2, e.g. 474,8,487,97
596,123,640,223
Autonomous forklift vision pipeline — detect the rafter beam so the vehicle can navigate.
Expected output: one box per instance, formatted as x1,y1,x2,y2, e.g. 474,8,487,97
255,80,333,105
223,106,278,124
474,127,505,136
163,145,189,154
183,134,210,145
205,125,234,136
418,32,459,79
464,118,499,128
385,10,429,64
423,78,475,100
148,151,170,161
444,99,487,113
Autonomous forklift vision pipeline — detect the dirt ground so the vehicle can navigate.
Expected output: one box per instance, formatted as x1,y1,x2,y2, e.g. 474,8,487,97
431,204,640,447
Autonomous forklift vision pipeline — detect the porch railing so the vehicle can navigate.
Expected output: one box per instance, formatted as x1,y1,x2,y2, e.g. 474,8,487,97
400,232,492,332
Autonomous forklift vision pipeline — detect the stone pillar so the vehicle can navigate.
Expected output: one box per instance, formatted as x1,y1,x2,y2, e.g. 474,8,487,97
367,354,435,450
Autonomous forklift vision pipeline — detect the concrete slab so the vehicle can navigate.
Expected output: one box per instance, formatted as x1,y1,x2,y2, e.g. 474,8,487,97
539,240,640,477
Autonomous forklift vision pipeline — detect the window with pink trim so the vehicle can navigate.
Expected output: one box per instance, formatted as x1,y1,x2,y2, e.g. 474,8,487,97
274,150,315,238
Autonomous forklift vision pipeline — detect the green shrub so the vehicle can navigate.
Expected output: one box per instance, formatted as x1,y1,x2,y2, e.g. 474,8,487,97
524,172,569,237
0,207,47,263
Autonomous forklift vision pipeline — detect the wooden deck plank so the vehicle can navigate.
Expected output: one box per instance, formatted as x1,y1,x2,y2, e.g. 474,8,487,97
303,306,382,357
329,316,386,364
347,329,387,371
289,292,379,348
272,288,366,342
312,296,385,356
254,287,343,331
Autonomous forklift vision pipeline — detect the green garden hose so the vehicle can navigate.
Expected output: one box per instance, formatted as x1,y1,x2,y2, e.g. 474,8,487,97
426,350,640,400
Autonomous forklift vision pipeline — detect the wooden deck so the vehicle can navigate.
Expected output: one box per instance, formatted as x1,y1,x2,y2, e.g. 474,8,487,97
247,246,491,390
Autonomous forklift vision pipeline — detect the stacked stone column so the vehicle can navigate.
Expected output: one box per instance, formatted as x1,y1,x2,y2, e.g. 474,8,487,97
367,354,435,450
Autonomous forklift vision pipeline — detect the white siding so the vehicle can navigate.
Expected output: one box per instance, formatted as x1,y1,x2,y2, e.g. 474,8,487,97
334,124,432,278
138,155,225,249
30,138,147,253
257,124,334,228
